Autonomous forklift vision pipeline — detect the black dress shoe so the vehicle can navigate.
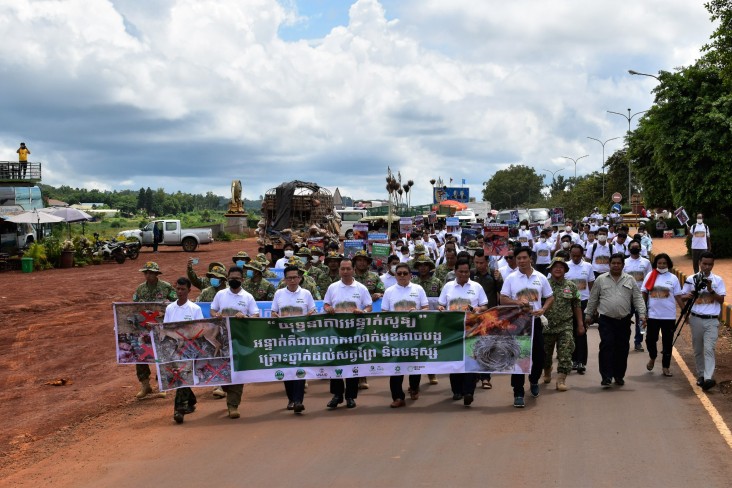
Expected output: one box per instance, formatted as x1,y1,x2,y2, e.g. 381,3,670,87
697,377,704,387
327,396,343,409
293,403,305,413
287,402,295,410
601,378,612,388
702,379,717,391
463,394,474,406
346,398,357,409
577,364,586,375
615,378,625,386
452,393,463,401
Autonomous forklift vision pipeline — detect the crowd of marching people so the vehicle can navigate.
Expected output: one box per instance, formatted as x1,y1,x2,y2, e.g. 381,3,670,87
129,208,725,424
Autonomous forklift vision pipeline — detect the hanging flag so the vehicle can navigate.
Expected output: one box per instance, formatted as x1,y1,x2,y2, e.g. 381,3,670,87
462,179,466,185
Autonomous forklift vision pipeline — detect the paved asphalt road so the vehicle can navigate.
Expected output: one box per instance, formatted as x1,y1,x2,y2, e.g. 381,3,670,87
3,326,731,488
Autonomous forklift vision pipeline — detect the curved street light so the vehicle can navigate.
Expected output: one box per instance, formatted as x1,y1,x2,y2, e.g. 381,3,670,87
561,154,588,180
607,108,648,204
628,69,660,80
587,136,622,199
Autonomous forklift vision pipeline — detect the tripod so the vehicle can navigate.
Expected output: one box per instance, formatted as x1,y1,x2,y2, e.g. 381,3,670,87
672,290,698,347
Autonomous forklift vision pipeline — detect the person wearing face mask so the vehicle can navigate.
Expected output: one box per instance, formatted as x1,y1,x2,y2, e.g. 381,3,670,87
588,228,612,278
624,241,652,352
187,258,226,291
399,245,411,263
380,255,401,289
532,230,552,275
196,264,230,400
517,219,534,248
242,261,276,301
210,266,260,418
688,213,711,273
317,251,343,294
309,246,328,274
275,243,296,269
560,221,581,245
276,256,322,299
641,254,685,377
254,253,279,279
553,235,573,259
407,244,429,270
681,252,727,391
411,254,442,297
295,246,323,282
566,244,594,374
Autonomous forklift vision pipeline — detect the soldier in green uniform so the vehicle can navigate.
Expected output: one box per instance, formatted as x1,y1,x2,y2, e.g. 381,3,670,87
196,265,227,303
276,256,322,300
407,244,428,271
352,249,384,390
187,258,225,291
411,255,442,297
242,261,276,301
132,261,177,399
435,248,458,284
317,251,342,295
465,240,482,265
232,251,251,268
310,246,328,274
296,246,323,283
543,256,585,391
255,253,278,278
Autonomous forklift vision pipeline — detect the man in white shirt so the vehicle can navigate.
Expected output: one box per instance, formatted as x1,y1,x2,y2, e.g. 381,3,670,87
682,252,727,391
688,213,711,273
380,254,400,290
588,228,612,278
166,277,205,424
499,248,518,281
211,266,260,419
271,265,316,414
611,232,631,256
558,221,582,245
567,244,594,374
532,229,552,275
438,258,488,407
500,247,554,408
274,242,296,269
323,258,373,409
383,263,430,408
624,240,652,352
422,230,440,260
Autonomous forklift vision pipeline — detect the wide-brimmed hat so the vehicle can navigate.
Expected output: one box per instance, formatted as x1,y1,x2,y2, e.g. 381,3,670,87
244,261,265,274
413,244,427,255
295,246,311,257
139,261,162,274
232,251,251,263
352,250,372,263
548,256,569,272
466,240,481,250
285,256,306,272
206,265,227,279
309,246,325,256
208,261,225,272
255,253,269,265
324,251,343,263
414,254,436,270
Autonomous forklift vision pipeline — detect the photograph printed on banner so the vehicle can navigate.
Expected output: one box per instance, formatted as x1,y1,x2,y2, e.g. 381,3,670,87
463,306,533,374
114,302,167,364
158,360,195,390
483,224,510,256
194,358,232,386
154,317,229,363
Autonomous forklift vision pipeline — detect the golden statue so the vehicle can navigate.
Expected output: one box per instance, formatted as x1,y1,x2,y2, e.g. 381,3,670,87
227,179,245,214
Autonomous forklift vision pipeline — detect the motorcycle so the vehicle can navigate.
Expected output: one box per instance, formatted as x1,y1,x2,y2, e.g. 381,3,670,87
91,233,128,264
123,239,140,260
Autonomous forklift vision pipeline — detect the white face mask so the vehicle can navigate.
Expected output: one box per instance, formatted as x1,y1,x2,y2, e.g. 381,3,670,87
390,265,397,273
415,239,424,245
565,226,572,233
520,225,527,230
697,218,703,224
657,267,668,274
539,237,546,243
598,235,608,243
284,250,294,258
311,256,319,263
562,241,570,249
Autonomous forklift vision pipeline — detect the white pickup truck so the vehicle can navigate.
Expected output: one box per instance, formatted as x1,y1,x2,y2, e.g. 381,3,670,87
118,219,213,252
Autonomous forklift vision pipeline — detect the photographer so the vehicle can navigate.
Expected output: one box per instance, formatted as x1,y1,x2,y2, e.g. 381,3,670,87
681,252,726,391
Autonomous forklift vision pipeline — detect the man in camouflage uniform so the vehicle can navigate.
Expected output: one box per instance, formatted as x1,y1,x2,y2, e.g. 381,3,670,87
232,251,251,268
276,256,322,300
435,248,458,284
310,246,328,274
242,261,276,301
407,244,428,271
255,253,278,278
196,265,227,303
317,251,342,296
187,258,225,291
411,255,442,297
296,246,324,284
543,256,585,391
352,249,384,389
132,261,177,399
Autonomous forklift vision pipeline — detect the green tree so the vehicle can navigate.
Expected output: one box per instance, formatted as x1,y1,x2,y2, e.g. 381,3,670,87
482,164,543,209
137,187,146,211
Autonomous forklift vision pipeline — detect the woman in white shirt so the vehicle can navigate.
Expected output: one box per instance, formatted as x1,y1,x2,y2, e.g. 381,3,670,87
641,253,685,377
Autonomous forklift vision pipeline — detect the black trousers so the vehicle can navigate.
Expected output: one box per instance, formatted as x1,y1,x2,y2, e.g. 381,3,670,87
572,300,589,364
284,379,305,403
390,375,421,400
598,314,632,381
174,387,196,410
449,373,478,395
646,318,676,368
535,264,549,276
511,318,544,397
330,378,359,399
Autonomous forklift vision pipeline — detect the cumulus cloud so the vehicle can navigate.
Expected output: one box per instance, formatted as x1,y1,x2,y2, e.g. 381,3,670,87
0,0,714,204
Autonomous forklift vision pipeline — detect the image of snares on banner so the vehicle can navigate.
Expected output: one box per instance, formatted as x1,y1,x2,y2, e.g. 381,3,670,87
463,306,533,374
114,302,167,364
154,317,228,362
483,224,510,256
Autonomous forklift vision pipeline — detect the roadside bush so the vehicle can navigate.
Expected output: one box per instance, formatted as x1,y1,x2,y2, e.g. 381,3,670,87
43,237,62,267
684,215,732,258
217,231,233,242
25,242,51,270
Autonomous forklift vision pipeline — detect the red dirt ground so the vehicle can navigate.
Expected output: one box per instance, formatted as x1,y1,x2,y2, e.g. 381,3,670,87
0,236,729,475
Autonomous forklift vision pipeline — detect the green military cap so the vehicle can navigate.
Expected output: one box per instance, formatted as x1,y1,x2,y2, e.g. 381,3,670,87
309,246,325,256
139,261,162,274
208,261,225,272
324,251,343,263
548,256,569,272
352,249,372,263
232,251,251,263
206,265,227,279
413,244,427,255
244,261,265,274
295,246,311,257
466,240,481,250
414,254,435,270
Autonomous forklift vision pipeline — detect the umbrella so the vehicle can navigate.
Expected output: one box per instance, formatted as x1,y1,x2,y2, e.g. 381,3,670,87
6,209,65,224
432,200,468,211
39,207,93,238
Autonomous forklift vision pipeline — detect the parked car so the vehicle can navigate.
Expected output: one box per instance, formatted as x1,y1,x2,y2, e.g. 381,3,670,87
496,208,530,224
454,209,477,225
335,208,369,239
529,208,552,228
119,219,213,252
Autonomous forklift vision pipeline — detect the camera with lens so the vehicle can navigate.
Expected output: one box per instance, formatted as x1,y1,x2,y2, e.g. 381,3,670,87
693,273,711,294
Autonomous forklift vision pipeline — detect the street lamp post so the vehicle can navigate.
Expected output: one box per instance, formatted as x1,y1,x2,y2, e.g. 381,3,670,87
607,108,647,205
561,154,589,180
503,191,519,208
586,136,622,199
628,70,660,80
541,168,564,185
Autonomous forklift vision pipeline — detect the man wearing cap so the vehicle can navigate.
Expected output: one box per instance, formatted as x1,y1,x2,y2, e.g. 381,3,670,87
271,265,317,414
255,253,278,278
411,254,442,298
384,262,429,408
166,277,205,424
232,251,251,268
353,250,385,301
567,244,594,374
196,264,229,400
211,266,260,418
407,244,428,271
543,257,584,391
317,251,342,295
242,261,276,301
310,246,328,274
435,247,458,283
323,257,373,409
296,246,324,283
132,262,177,400
187,258,226,291
276,256,322,300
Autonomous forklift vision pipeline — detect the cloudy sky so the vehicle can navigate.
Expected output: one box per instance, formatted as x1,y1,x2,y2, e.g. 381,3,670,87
0,0,715,206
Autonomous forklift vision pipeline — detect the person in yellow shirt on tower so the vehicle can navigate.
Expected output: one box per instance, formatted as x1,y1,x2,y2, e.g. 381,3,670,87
16,142,30,178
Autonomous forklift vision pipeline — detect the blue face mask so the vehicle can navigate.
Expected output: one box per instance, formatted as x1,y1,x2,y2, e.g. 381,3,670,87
246,270,254,278
209,278,221,287
236,260,245,268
